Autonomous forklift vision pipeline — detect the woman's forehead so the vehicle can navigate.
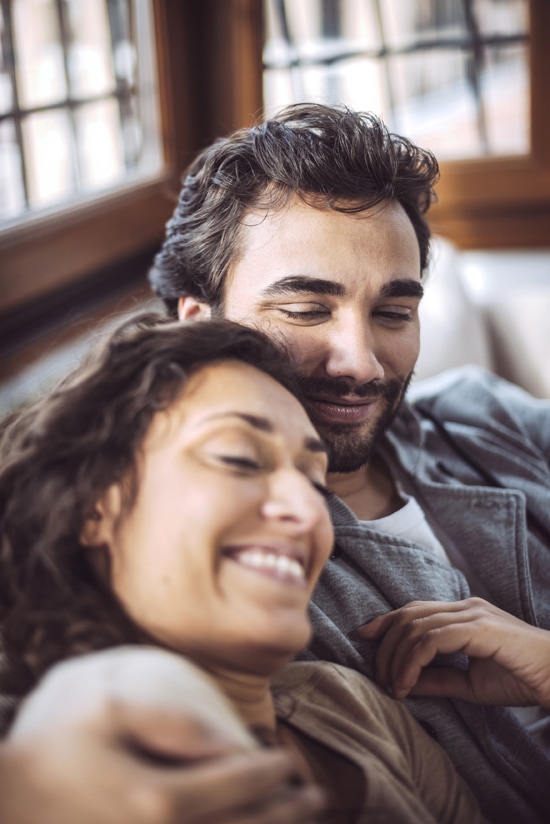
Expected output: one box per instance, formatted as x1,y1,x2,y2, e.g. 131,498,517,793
152,359,320,446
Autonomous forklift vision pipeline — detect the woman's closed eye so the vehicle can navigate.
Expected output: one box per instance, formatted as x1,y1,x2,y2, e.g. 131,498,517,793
216,454,329,498
310,479,331,500
217,454,262,472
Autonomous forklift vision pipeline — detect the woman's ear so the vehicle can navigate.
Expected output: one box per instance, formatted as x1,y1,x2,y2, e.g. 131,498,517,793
80,485,123,548
178,296,212,321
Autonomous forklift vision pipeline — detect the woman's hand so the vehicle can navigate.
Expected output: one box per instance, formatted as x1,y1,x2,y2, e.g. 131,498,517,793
357,597,550,707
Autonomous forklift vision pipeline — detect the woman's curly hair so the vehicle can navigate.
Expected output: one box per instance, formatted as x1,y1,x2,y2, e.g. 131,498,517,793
0,312,302,698
149,103,439,316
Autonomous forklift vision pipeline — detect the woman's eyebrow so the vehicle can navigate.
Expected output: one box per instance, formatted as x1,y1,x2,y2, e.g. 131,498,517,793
261,276,345,297
203,413,328,455
304,437,329,456
204,412,274,432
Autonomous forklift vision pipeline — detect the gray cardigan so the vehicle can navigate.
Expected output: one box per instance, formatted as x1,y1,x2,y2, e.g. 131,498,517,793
307,366,550,824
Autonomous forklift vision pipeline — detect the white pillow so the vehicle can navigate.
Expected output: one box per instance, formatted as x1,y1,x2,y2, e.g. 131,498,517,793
485,289,550,399
414,237,493,384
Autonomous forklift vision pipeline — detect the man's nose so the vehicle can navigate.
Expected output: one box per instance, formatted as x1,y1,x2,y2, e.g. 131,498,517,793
323,318,384,383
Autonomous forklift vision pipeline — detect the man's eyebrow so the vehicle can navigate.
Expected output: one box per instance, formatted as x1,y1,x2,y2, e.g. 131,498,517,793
261,276,346,298
379,279,424,299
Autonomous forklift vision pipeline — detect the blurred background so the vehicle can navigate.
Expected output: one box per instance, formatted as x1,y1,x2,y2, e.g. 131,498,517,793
1,0,549,412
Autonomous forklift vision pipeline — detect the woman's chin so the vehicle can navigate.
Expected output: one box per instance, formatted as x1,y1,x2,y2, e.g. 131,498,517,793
239,621,313,673
141,612,312,677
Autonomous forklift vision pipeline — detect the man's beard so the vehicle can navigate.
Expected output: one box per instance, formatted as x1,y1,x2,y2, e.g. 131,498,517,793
296,373,412,473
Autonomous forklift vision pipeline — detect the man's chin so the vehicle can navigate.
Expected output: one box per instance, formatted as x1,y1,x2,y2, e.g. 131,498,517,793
304,373,412,474
318,393,408,473
314,423,374,473
327,441,372,473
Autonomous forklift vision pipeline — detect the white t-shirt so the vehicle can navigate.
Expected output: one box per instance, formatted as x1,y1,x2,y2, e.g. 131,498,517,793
366,494,450,563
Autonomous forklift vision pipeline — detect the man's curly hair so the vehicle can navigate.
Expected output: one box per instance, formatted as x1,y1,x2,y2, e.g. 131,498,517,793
149,103,439,316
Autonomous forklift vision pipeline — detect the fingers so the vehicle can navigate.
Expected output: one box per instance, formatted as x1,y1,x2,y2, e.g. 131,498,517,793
391,645,475,701
357,598,483,639
112,704,239,765
376,612,481,698
357,598,550,706
164,748,325,822
204,783,326,824
357,598,503,698
407,667,472,700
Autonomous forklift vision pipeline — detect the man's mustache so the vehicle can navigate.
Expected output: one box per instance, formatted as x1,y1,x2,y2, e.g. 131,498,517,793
296,375,389,400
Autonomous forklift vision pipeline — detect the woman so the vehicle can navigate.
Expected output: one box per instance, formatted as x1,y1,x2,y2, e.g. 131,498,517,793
0,313,485,823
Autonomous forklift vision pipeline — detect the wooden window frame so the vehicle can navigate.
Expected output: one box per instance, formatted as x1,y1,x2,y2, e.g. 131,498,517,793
3,0,542,325
0,0,264,319
428,0,550,249
259,0,549,250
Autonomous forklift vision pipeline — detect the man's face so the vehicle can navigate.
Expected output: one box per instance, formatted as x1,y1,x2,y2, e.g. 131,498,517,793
182,197,423,474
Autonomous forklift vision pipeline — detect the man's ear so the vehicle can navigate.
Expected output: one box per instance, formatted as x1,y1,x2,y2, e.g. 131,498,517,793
178,296,212,321
80,485,123,548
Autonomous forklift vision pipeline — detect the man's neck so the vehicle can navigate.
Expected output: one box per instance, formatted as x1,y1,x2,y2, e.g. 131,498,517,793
327,455,401,521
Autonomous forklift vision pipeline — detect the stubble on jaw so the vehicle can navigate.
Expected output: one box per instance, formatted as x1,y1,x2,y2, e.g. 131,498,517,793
302,373,413,473
215,311,413,473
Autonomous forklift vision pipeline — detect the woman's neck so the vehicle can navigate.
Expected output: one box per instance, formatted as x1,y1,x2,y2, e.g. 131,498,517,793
202,664,277,731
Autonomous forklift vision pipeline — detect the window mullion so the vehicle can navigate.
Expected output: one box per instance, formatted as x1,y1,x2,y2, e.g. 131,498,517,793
54,0,81,191
464,0,489,154
1,0,30,208
372,0,396,127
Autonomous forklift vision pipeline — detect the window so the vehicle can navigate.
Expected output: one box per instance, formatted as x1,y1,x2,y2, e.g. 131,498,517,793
262,0,550,249
264,0,529,161
0,0,162,223
0,0,180,326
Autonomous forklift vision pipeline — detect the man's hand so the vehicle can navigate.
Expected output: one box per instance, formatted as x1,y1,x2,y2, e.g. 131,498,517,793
358,597,550,707
0,712,324,824
1,648,326,823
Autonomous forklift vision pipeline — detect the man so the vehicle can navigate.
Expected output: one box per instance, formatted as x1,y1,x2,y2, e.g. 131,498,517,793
148,103,550,823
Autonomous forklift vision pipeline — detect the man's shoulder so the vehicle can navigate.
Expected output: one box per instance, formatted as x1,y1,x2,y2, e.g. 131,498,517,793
405,364,546,430
408,364,504,406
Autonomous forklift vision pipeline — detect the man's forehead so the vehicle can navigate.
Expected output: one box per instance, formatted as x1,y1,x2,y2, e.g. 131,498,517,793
224,196,422,306
240,192,382,227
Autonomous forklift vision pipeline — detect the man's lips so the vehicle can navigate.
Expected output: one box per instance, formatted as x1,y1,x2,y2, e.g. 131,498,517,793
306,396,381,425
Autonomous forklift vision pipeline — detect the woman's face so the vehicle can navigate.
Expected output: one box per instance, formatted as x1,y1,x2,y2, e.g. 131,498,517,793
95,360,333,674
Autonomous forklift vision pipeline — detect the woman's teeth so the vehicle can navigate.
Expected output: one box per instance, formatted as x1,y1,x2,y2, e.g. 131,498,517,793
234,549,305,581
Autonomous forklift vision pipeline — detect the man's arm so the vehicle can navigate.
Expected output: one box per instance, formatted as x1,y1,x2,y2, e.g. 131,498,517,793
411,365,550,463
1,648,325,824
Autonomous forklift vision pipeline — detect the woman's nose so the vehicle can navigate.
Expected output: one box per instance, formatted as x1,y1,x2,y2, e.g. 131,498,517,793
261,469,327,531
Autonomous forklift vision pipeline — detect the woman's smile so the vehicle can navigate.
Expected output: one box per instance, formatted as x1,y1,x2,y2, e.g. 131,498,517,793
221,542,307,588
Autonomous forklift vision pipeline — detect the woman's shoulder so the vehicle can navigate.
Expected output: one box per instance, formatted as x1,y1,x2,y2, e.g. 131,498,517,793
272,660,411,733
